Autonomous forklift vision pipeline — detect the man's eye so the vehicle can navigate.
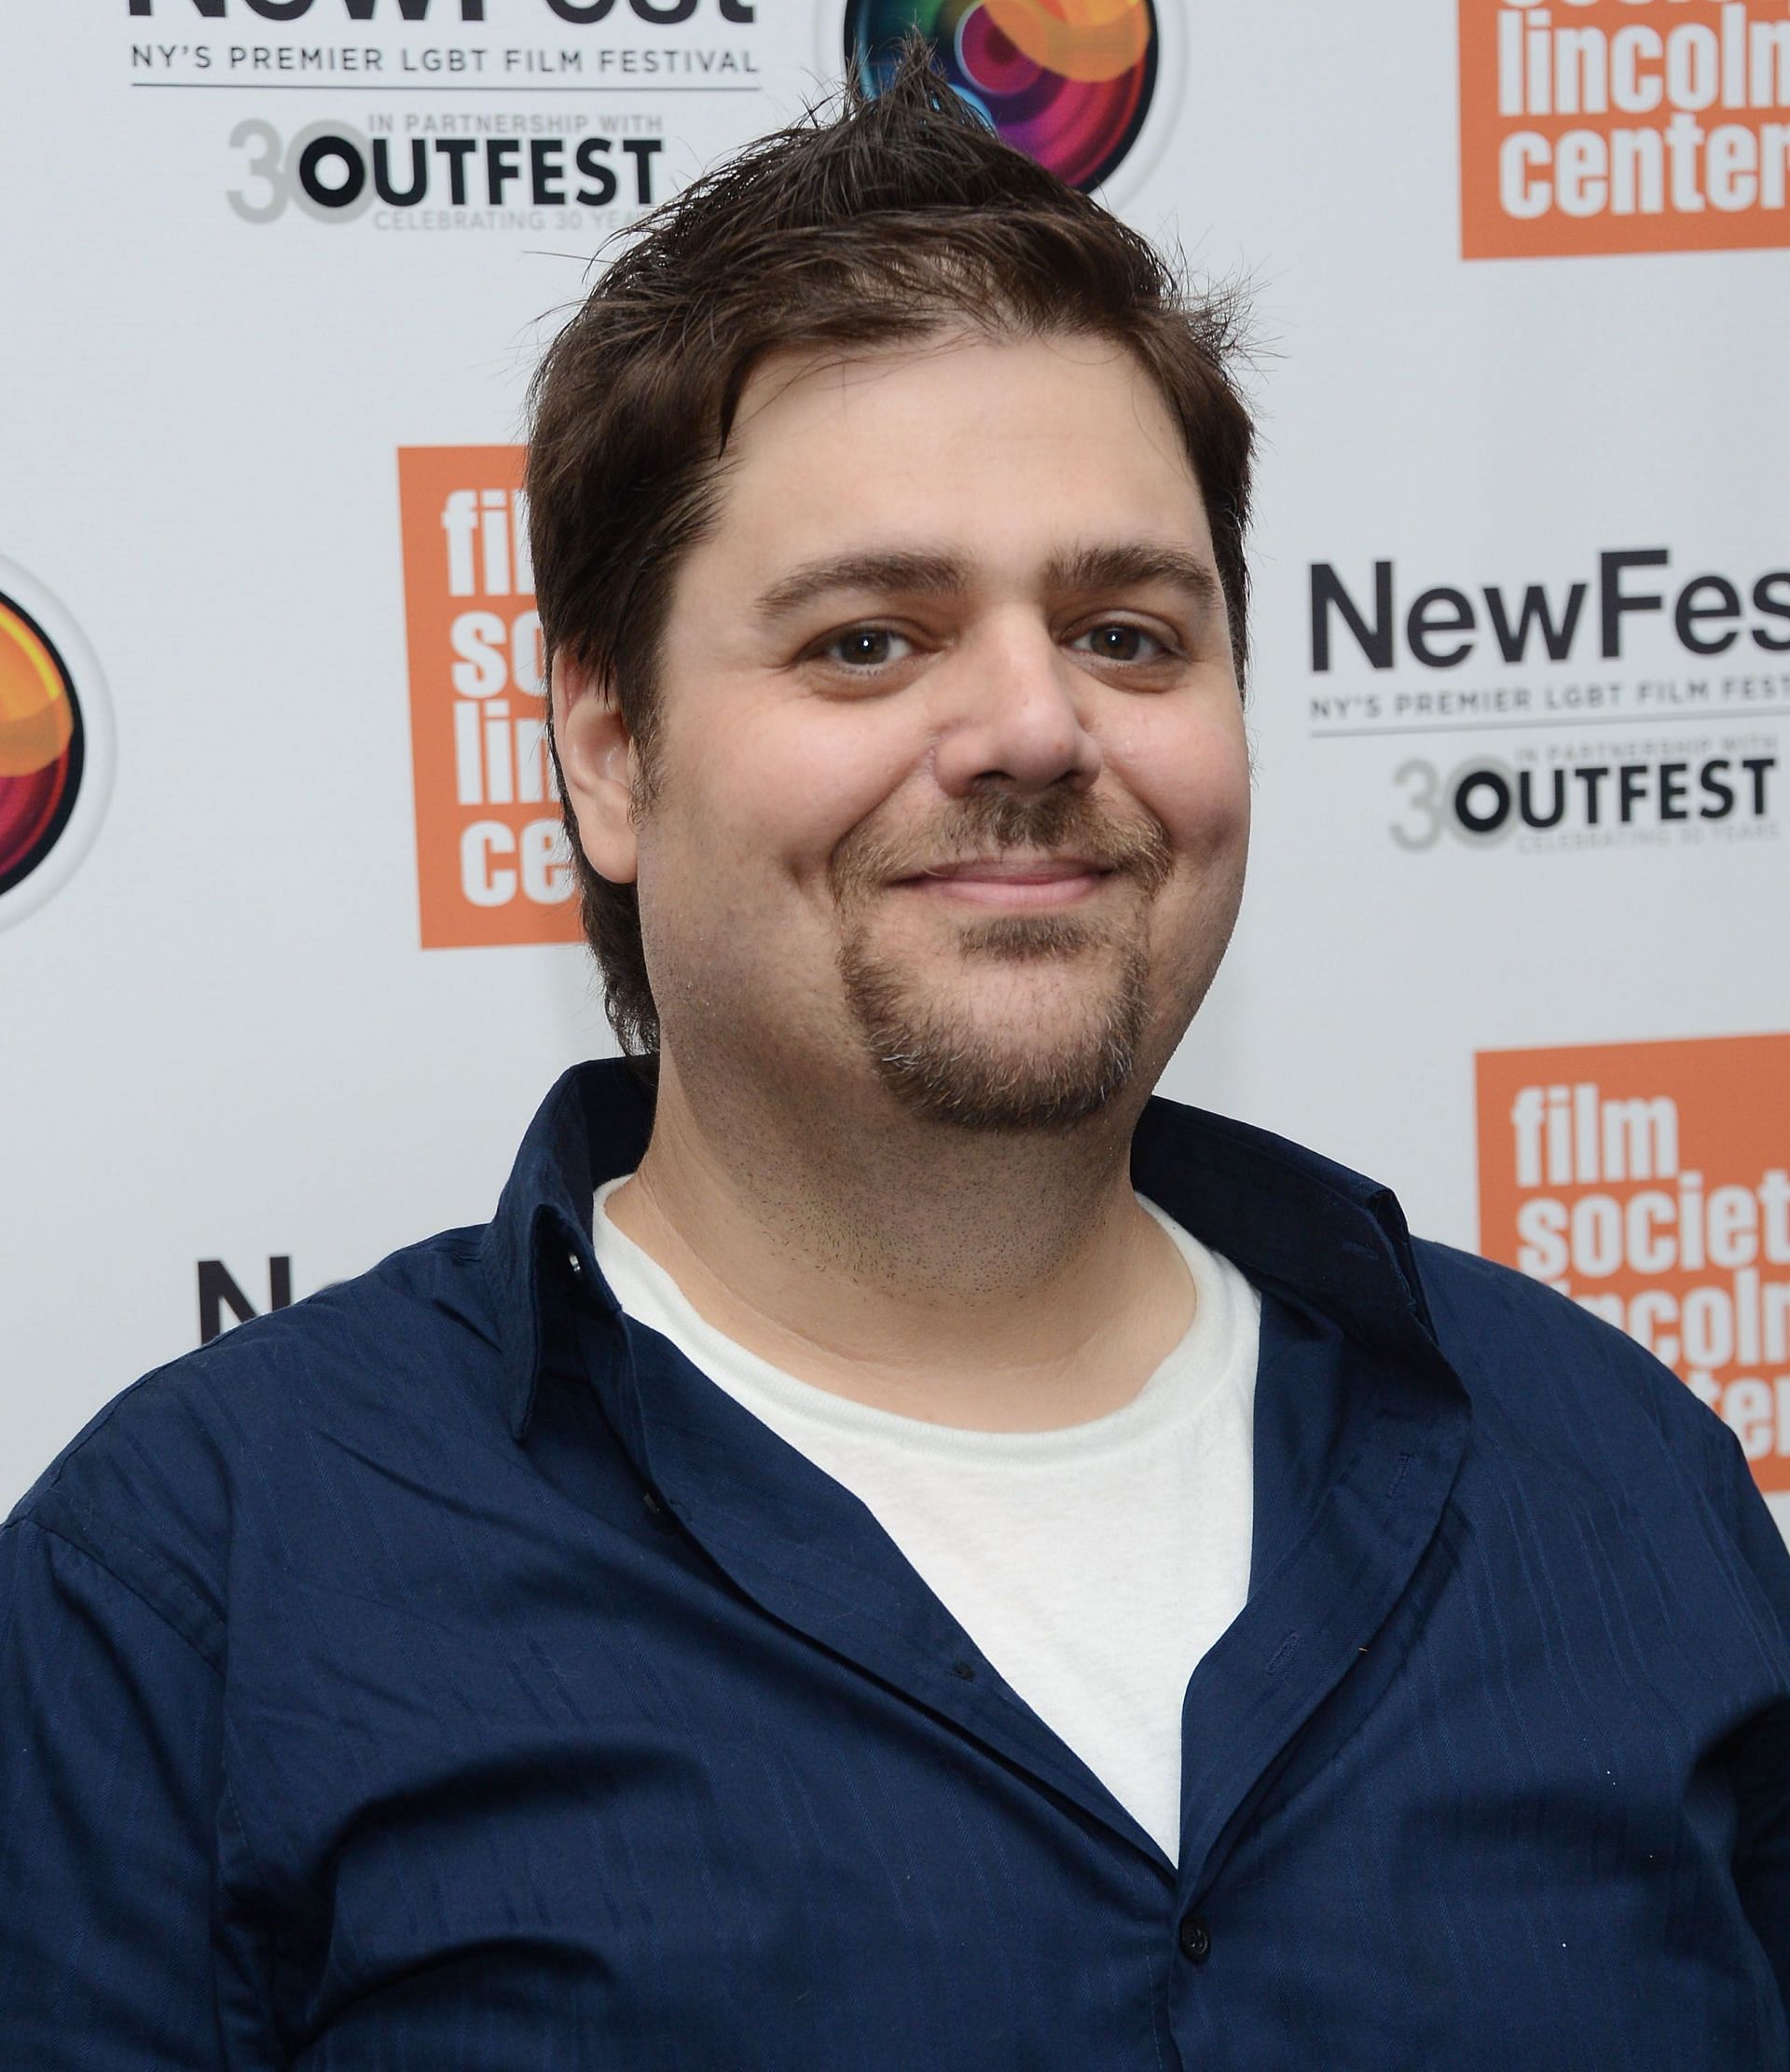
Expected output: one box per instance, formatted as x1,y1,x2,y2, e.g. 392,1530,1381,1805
1071,624,1167,664
821,627,912,668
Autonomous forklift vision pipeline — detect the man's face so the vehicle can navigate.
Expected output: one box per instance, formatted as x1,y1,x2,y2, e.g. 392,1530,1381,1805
599,331,1250,1131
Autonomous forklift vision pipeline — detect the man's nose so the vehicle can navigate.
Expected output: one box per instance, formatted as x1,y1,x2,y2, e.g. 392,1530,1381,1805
929,618,1104,797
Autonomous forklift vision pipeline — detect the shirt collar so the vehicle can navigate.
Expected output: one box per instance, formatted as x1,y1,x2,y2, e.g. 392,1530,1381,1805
483,1057,1447,1441
479,1059,654,1439
1128,1095,1441,1359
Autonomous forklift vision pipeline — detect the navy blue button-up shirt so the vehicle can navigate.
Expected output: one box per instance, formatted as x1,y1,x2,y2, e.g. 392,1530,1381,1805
4,1060,1789,2068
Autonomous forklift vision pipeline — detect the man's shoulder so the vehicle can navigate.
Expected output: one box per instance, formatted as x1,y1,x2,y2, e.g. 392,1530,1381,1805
5,1224,507,1667
1408,1236,1743,1503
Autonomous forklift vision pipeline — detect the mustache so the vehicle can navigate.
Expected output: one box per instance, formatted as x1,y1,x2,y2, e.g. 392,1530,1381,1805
829,789,1175,902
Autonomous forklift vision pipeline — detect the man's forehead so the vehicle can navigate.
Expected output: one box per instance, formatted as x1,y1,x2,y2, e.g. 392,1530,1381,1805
723,328,1196,499
674,331,1218,624
730,325,1149,429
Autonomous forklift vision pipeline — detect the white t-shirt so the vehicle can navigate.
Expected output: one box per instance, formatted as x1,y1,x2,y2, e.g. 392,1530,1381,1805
591,1181,1261,1863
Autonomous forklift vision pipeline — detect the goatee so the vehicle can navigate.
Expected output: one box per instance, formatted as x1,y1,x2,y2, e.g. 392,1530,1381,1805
830,789,1172,1132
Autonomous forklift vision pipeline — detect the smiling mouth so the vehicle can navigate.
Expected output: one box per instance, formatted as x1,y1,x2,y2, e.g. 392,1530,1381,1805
895,858,1119,910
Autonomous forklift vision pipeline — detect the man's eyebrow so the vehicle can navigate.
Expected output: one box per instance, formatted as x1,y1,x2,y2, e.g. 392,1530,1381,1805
750,542,1222,624
1044,542,1222,608
753,551,973,623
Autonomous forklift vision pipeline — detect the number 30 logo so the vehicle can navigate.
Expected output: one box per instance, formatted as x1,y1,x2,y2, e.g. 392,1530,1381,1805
1390,758,1521,850
228,120,378,224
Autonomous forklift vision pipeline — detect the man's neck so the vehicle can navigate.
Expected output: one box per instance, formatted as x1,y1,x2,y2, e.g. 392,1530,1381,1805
601,1051,1195,1432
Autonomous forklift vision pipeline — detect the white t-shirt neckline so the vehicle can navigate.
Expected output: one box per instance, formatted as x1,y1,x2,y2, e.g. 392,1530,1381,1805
591,1177,1240,1460
590,1177,1261,1865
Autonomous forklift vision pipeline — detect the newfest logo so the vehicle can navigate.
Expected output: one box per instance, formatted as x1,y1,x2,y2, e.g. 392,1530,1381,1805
1460,0,1790,258
1306,543,1790,852
1478,1035,1790,1491
198,1256,295,1344
130,0,753,22
0,562,113,933
397,446,581,949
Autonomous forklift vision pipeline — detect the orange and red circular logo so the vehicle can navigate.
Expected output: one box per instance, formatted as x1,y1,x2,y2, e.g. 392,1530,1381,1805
0,563,111,930
845,0,1163,193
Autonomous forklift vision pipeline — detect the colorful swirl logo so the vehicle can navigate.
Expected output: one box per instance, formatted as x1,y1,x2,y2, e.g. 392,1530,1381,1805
845,0,1159,193
0,563,111,931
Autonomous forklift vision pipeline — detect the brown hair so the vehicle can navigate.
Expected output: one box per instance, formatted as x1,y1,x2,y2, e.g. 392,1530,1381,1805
527,40,1254,1057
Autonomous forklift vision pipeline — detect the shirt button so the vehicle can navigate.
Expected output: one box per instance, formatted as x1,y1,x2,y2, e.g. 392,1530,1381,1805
1177,1915,1211,1965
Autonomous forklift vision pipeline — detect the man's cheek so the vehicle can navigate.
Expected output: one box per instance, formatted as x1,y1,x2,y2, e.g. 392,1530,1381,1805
1150,786,1241,860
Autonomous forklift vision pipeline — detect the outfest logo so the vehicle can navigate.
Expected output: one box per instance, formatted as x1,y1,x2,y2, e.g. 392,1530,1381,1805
397,447,581,949
0,562,113,933
1479,1033,1790,1491
226,115,668,228
128,0,755,217
1460,0,1790,258
843,0,1162,193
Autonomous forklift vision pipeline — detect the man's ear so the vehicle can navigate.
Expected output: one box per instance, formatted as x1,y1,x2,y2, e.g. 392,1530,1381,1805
552,653,640,887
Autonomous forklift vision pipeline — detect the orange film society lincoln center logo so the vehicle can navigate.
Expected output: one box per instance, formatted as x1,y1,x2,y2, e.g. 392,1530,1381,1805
1460,0,1790,258
1478,1035,1790,1491
398,447,580,950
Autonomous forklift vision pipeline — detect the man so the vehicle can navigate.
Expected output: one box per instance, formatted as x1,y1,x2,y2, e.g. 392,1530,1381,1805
4,49,1787,2071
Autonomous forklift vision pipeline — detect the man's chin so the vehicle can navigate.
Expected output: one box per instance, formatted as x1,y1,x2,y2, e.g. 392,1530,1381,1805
877,1044,1138,1132
838,939,1151,1132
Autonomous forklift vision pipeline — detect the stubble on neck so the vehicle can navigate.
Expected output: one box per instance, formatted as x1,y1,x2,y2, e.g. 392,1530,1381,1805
613,1045,1190,1429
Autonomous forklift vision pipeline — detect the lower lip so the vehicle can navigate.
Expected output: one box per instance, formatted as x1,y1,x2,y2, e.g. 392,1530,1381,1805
898,871,1112,910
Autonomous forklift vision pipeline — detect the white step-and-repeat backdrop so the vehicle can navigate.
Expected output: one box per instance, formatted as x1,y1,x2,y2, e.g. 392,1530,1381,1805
4,0,1786,1542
